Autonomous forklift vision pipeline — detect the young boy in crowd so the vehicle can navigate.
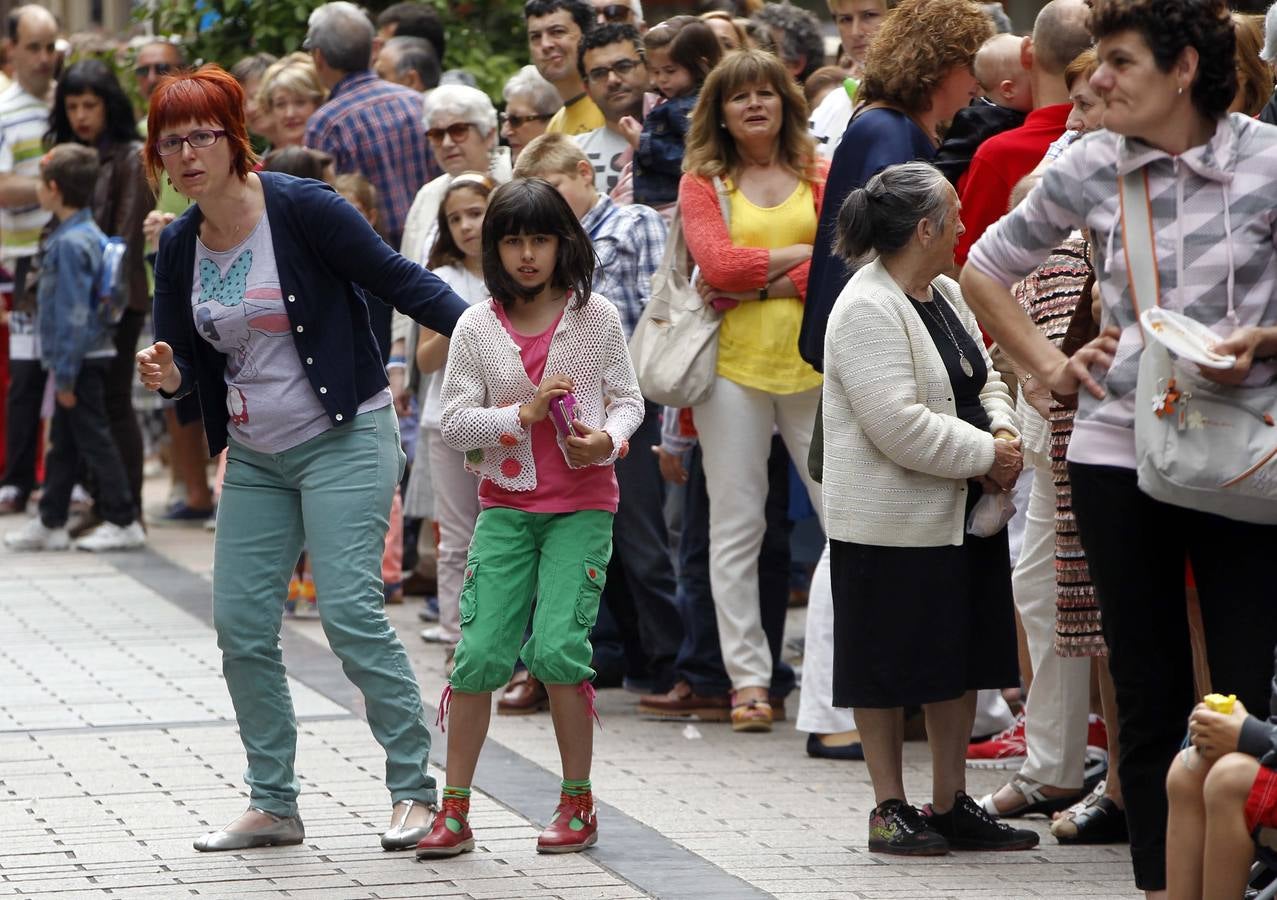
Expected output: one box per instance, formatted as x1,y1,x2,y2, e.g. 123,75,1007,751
3,144,145,553
1165,657,1277,899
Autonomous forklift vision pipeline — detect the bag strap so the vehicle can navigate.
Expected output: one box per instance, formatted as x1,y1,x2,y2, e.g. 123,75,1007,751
711,175,731,228
660,205,693,278
1118,167,1161,336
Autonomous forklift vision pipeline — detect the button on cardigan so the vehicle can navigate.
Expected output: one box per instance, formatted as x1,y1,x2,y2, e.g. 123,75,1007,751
439,294,644,493
152,171,470,456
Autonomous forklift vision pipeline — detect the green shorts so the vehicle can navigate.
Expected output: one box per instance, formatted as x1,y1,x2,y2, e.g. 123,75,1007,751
449,507,613,694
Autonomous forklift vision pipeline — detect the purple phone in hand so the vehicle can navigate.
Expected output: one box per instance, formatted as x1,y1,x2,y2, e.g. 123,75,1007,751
548,393,579,438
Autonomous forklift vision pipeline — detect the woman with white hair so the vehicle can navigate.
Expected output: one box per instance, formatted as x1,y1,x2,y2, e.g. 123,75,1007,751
395,85,513,637
400,84,512,265
500,65,563,161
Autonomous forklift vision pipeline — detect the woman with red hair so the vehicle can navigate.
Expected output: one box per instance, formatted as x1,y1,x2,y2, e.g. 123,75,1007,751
134,65,468,854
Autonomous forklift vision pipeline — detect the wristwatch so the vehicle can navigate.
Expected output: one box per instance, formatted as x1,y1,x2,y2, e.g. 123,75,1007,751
758,284,769,301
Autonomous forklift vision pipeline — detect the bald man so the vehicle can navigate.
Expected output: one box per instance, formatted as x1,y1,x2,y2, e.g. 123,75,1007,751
0,4,58,515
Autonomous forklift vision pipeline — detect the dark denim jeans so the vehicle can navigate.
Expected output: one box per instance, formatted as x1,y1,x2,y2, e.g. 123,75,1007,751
673,436,796,698
604,402,684,692
1,357,44,500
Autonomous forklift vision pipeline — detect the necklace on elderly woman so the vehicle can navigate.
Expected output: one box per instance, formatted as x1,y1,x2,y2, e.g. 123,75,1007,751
915,294,975,378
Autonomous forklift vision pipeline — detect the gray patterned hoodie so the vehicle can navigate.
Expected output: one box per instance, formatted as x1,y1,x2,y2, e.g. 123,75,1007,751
967,113,1277,470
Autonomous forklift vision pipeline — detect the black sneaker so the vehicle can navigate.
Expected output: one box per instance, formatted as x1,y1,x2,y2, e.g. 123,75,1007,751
867,799,949,856
924,791,1040,851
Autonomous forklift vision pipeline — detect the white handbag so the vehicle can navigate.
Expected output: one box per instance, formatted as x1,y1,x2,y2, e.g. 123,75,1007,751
628,177,730,408
1121,167,1277,524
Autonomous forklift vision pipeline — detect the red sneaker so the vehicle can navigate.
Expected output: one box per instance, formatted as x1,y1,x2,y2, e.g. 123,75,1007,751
1086,714,1108,754
966,714,1027,769
536,792,598,854
414,798,474,859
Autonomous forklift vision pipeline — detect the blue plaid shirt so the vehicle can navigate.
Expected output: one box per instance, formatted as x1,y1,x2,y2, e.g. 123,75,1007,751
580,194,667,339
303,71,440,246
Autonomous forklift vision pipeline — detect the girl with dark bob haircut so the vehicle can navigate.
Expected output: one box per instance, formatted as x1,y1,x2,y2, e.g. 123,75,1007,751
423,175,644,860
960,0,1277,890
480,177,594,309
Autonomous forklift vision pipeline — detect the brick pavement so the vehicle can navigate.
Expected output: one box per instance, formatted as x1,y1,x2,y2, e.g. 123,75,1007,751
0,489,1143,899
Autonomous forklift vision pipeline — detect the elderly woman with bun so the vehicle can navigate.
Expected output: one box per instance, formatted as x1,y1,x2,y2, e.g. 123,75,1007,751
822,161,1035,857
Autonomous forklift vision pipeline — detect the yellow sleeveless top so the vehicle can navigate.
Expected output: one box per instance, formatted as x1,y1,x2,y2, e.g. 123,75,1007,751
717,179,823,394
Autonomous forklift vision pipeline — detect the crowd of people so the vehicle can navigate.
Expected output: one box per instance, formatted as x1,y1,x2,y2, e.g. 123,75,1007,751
3,0,1277,895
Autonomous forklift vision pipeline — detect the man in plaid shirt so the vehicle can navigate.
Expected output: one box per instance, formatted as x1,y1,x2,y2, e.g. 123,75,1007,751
303,2,440,249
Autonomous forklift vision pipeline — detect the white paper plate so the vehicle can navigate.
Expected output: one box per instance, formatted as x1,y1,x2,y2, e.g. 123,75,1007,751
1140,308,1237,369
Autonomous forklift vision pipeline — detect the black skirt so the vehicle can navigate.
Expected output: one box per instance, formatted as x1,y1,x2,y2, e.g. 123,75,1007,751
829,484,1019,708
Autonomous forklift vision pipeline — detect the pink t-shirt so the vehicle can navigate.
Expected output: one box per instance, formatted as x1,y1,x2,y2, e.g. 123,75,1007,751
479,301,619,513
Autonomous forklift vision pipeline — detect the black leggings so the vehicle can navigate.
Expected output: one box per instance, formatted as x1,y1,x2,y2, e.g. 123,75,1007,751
1070,462,1277,891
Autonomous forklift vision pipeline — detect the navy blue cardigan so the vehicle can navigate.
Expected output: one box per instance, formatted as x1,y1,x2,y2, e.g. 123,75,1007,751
153,172,469,455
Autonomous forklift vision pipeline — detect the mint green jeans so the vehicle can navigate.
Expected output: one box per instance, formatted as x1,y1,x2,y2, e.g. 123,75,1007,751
214,405,435,817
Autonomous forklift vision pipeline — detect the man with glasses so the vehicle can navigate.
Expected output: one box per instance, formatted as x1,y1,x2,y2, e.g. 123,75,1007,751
0,5,58,516
303,1,439,249
575,23,646,194
133,40,184,104
525,0,602,136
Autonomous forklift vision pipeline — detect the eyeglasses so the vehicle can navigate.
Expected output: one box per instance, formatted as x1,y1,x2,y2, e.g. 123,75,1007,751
499,112,554,129
155,128,227,156
134,62,175,78
427,122,477,144
584,58,644,85
597,4,634,22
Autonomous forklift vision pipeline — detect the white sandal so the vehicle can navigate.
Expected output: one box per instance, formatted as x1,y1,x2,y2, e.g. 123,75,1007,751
978,773,1084,819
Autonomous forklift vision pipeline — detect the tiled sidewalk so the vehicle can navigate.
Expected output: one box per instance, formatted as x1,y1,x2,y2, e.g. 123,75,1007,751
0,505,1144,899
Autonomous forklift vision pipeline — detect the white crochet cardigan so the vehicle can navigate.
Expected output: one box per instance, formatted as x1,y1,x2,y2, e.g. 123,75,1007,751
439,292,644,492
822,258,1019,548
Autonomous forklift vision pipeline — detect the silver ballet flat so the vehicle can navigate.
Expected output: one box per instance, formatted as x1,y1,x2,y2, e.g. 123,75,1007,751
381,798,435,851
193,808,305,852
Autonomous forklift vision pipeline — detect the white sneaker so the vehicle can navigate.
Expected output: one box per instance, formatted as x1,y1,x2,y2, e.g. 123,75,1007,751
0,484,25,514
75,521,146,552
4,517,71,551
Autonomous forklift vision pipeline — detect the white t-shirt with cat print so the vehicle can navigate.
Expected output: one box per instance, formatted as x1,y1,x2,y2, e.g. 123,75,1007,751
191,212,389,453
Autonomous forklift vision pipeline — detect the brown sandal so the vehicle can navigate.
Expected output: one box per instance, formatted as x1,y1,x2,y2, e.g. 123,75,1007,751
730,697,773,733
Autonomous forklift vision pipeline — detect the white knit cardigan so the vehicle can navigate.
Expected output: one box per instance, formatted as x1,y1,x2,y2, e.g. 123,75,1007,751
821,258,1019,548
439,292,644,492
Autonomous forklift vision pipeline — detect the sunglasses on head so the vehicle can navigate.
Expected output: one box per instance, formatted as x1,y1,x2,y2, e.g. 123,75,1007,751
598,3,633,21
135,62,175,78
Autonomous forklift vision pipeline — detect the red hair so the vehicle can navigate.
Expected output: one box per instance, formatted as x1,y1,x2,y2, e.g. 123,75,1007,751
143,64,259,191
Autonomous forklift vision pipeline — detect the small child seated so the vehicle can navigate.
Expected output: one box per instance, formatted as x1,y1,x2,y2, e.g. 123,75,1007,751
1165,652,1277,900
3,144,145,553
972,33,1033,114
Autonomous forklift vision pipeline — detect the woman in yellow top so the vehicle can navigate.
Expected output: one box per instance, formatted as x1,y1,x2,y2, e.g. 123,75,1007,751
679,49,829,732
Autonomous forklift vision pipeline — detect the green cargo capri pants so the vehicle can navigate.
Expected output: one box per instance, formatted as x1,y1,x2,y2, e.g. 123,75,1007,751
449,507,614,694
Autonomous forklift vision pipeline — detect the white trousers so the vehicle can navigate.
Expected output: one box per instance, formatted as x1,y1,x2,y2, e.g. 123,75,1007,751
796,543,856,734
695,377,823,691
426,426,480,644
1014,455,1091,788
